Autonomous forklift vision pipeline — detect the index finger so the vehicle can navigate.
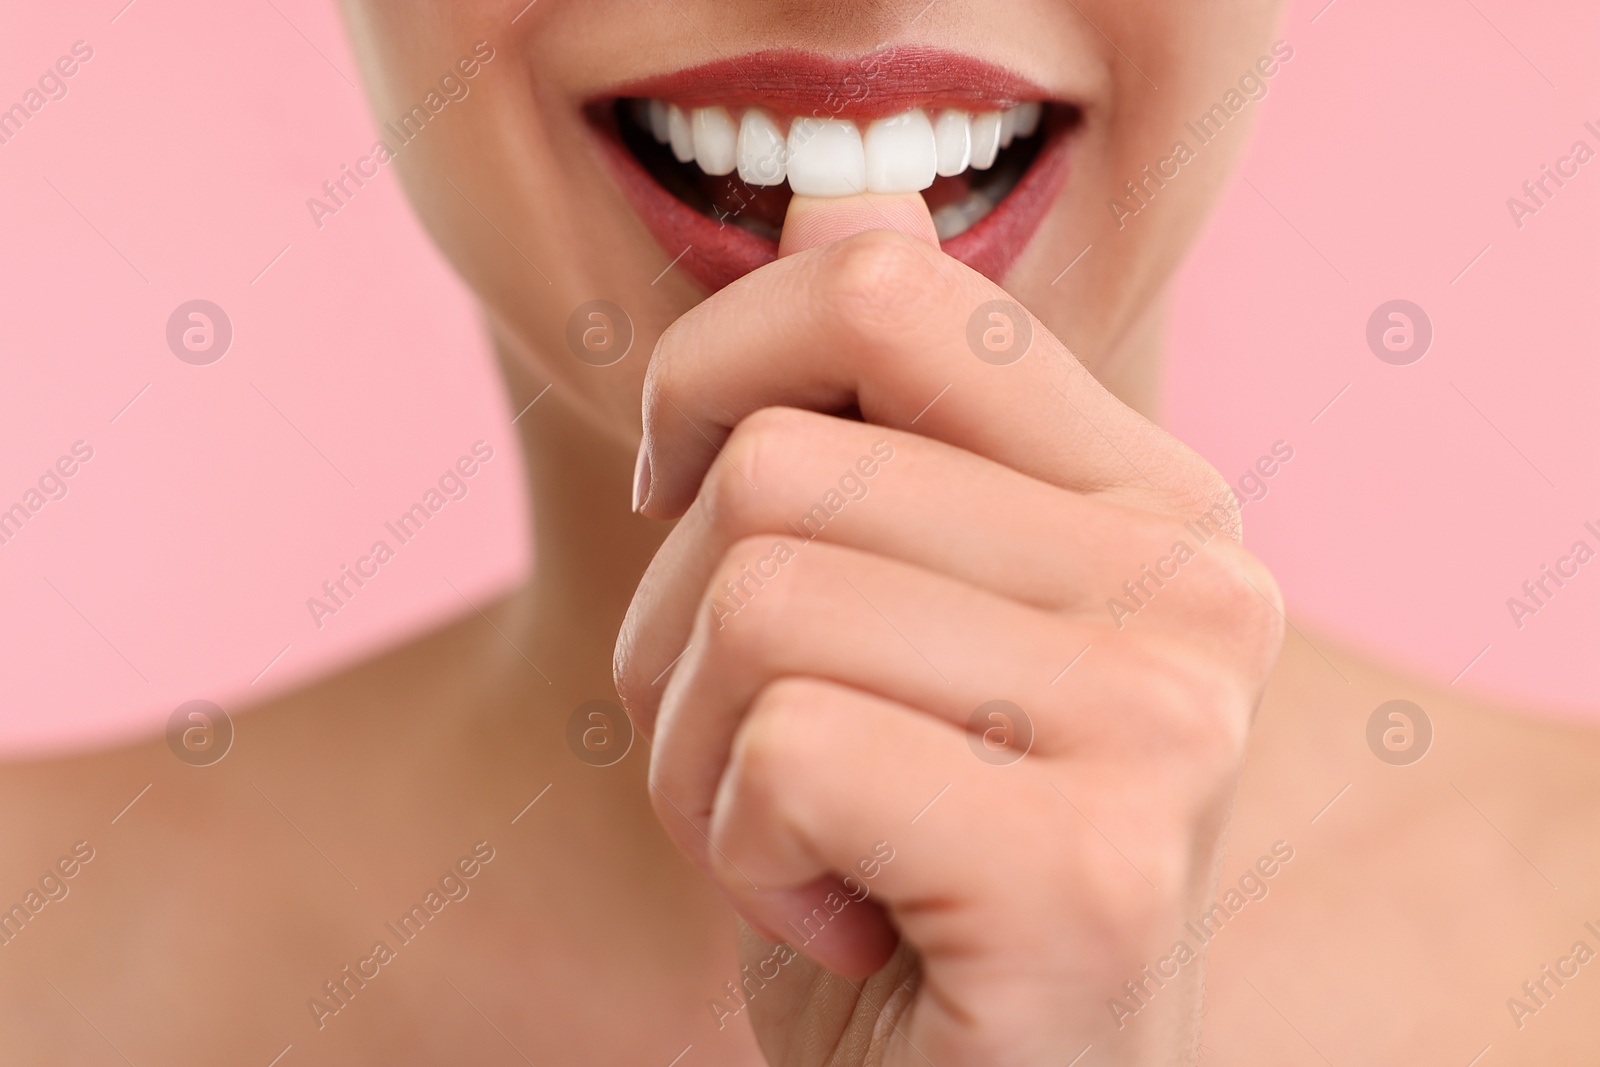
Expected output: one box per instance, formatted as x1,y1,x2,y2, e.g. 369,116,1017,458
636,215,1231,527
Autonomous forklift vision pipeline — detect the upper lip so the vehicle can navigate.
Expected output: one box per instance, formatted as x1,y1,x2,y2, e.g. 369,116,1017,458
597,46,1056,117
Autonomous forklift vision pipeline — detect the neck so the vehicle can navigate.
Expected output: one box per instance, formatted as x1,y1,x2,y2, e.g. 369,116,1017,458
494,351,670,702
1096,292,1169,422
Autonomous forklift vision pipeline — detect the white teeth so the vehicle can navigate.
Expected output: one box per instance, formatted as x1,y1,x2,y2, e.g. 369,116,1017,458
999,102,1042,146
667,104,695,164
1014,101,1042,138
737,108,787,186
932,195,995,240
648,99,671,144
864,110,937,193
969,111,1002,170
633,99,1043,197
787,117,865,197
933,110,972,177
931,203,967,240
691,106,737,176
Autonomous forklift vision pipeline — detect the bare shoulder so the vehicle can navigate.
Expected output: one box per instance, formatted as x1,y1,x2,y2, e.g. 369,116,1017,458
0,605,505,1012
0,601,757,1064
0,600,498,844
1198,629,1600,1063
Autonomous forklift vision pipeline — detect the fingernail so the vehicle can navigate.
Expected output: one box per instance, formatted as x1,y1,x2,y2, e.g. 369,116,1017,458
631,443,651,514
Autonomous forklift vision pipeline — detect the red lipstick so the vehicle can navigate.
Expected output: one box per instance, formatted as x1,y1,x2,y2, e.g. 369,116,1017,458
607,47,1049,119
589,48,1076,292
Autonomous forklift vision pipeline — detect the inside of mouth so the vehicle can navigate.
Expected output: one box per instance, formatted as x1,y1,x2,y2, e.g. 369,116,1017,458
613,99,1058,243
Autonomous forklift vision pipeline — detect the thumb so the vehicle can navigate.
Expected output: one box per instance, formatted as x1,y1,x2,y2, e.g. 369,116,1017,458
777,192,940,257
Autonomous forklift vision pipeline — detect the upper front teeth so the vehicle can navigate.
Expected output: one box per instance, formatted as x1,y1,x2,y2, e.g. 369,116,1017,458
788,117,867,197
691,106,738,175
969,111,1002,170
636,100,1042,197
738,109,786,185
667,104,694,164
864,111,938,195
933,110,972,177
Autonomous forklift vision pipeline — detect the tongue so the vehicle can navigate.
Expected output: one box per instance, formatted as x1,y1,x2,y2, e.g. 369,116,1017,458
777,193,941,256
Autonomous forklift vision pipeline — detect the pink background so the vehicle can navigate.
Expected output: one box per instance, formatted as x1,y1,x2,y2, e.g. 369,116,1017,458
1,0,1595,756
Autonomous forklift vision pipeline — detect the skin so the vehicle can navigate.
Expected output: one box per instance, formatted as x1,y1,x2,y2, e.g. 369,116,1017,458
2,1,1597,1064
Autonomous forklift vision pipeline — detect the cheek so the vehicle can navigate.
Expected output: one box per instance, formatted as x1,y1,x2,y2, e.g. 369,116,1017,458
349,63,650,434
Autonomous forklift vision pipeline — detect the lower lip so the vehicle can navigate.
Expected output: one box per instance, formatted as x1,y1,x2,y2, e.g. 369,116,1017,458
590,109,1073,292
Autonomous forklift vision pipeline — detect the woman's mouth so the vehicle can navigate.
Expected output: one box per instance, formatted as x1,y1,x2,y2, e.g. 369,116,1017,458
588,48,1079,291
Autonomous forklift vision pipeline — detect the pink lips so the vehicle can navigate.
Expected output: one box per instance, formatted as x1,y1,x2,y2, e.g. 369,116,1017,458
589,48,1075,292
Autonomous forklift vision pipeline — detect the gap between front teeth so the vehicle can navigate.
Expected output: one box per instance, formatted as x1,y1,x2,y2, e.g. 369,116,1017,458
636,100,1042,198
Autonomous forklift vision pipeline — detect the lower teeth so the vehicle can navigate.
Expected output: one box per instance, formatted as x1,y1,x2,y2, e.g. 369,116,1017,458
932,194,997,240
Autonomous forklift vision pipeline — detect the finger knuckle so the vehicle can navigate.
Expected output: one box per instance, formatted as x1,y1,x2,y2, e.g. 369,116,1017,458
708,680,825,868
1042,818,1183,968
1184,544,1287,677
814,231,942,352
701,418,778,539
1120,638,1252,777
708,407,825,531
728,678,817,788
1225,548,1286,654
1087,880,1178,969
698,534,808,665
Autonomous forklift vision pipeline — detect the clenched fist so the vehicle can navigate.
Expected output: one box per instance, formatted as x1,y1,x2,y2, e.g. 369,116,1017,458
615,194,1284,1066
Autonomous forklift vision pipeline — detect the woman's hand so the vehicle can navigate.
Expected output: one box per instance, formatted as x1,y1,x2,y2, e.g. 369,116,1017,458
614,196,1285,1065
